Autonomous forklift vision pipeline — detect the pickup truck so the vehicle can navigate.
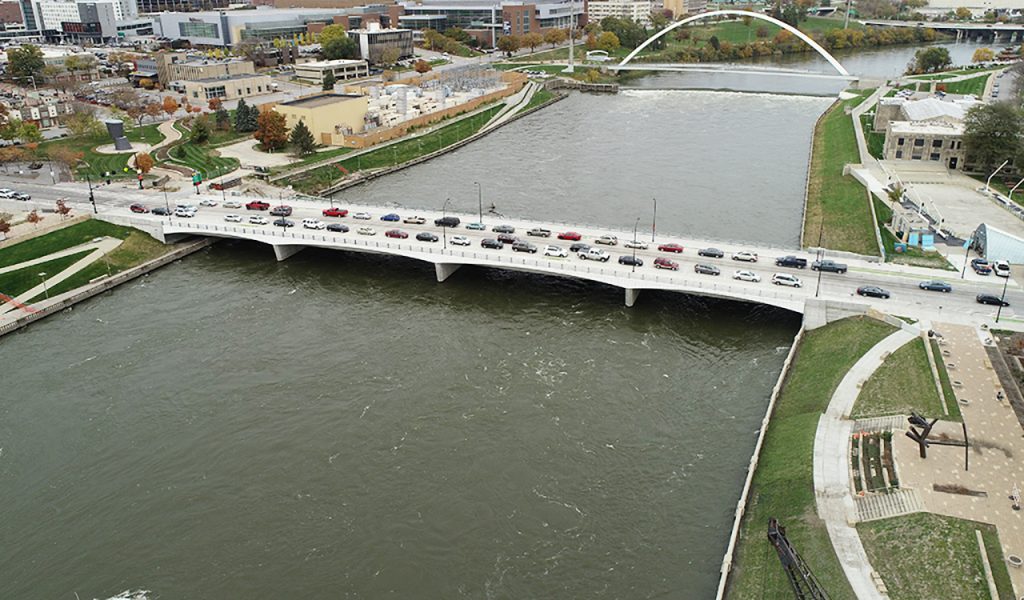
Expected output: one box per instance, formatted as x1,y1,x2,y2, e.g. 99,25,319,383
246,200,270,211
578,247,610,262
811,259,848,274
775,255,807,269
527,227,551,237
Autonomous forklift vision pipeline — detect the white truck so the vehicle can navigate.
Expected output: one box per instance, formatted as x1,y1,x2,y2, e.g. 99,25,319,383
578,248,610,262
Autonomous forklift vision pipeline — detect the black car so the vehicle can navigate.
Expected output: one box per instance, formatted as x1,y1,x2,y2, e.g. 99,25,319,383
327,223,349,233
570,243,590,253
512,240,537,253
492,224,515,234
857,286,890,299
152,206,171,216
977,294,1010,307
698,248,724,259
434,216,460,228
274,218,294,228
481,238,503,249
416,232,439,242
28,162,42,170
618,255,643,267
497,233,517,245
919,280,952,293
695,264,720,275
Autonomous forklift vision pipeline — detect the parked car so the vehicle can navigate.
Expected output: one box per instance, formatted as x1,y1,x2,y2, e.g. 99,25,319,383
353,212,372,220
270,205,293,217
995,261,1011,278
224,214,243,223
492,224,515,234
435,216,461,227
512,240,538,253
273,218,294,228
658,243,684,253
129,203,149,213
528,227,551,238
246,200,270,211
223,200,243,209
857,286,890,299
465,222,485,230
698,247,724,258
358,226,376,235
624,240,648,250
199,199,217,207
595,235,618,246
811,259,848,274
416,232,439,242
919,280,952,292
695,264,720,276
481,238,503,249
977,293,1010,306
451,235,471,246
558,231,582,241
775,255,807,269
653,257,678,270
497,233,518,245
971,258,992,275
327,223,349,233
249,216,268,225
302,218,326,230
579,247,611,262
381,213,400,222
732,270,761,282
771,273,802,287
732,251,758,263
618,255,643,267
323,207,349,218
385,229,409,239
544,245,568,258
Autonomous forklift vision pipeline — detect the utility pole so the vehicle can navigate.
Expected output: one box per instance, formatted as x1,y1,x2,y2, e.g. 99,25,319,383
997,266,1010,323
474,181,482,225
651,197,657,242
564,0,575,73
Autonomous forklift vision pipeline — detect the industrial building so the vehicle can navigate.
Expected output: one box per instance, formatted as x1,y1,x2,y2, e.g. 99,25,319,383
274,93,369,146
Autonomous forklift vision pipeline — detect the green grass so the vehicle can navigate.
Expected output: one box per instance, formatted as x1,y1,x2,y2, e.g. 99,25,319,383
38,124,164,181
861,113,885,160
521,87,555,112
0,249,92,298
269,145,353,176
911,65,1005,80
729,317,895,600
0,219,142,268
287,104,503,194
853,337,948,419
167,140,240,180
940,73,990,96
931,338,963,420
803,92,880,256
874,198,956,270
859,513,1015,600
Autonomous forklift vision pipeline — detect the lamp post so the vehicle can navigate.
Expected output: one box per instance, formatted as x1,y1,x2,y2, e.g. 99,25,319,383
217,166,227,204
38,272,48,299
997,264,1011,323
163,184,170,214
86,172,97,214
632,217,640,273
1010,178,1024,203
815,220,824,298
442,197,452,250
986,159,1010,194
960,238,973,279
651,197,657,242
474,181,482,226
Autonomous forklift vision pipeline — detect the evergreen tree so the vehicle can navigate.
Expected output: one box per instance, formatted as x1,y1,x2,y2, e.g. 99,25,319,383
214,108,230,131
234,99,250,132
322,70,336,91
289,119,317,156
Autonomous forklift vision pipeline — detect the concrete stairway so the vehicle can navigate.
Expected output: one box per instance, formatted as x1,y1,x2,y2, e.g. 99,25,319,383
852,415,907,433
855,488,924,523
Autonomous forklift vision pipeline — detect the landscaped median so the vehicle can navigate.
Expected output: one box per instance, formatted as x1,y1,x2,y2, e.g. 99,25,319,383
727,316,895,599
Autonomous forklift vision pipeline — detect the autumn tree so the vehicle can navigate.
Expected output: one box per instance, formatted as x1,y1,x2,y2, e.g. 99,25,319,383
320,24,358,60
162,96,179,116
597,31,620,52
47,146,83,169
0,218,9,237
55,198,71,219
145,102,163,122
414,59,432,73
497,35,520,57
135,152,154,173
973,47,995,63
26,209,41,228
955,6,972,19
254,110,288,152
289,119,317,156
380,46,401,66
208,97,223,111
544,28,567,48
66,104,104,137
522,32,543,53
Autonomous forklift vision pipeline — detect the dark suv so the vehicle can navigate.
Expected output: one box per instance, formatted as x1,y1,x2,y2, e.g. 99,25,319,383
695,264,720,275
434,216,461,227
512,240,538,253
698,248,724,259
481,238,503,249
492,224,515,234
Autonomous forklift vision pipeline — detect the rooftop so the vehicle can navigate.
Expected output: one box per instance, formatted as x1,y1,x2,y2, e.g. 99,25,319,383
192,72,270,84
297,59,368,68
279,93,365,109
888,119,964,136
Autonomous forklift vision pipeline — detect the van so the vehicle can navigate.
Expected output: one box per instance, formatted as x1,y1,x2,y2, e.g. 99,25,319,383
771,273,802,288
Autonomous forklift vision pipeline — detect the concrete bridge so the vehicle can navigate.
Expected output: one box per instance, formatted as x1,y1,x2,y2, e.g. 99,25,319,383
859,19,1024,42
100,197,1024,330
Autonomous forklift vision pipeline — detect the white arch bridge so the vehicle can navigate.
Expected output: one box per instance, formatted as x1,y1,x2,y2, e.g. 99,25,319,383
604,10,857,81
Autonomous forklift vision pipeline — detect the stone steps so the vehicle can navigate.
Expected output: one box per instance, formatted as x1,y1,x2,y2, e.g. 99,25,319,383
852,415,906,433
855,488,924,523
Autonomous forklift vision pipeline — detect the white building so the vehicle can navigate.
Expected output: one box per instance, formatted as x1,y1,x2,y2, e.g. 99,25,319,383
33,0,136,30
586,0,654,25
294,59,369,85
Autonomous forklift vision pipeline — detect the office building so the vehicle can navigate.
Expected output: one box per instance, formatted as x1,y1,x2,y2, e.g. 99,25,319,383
397,0,584,47
183,72,273,101
587,0,653,25
294,58,369,85
347,23,413,64
155,51,255,85
661,0,705,17
152,7,374,46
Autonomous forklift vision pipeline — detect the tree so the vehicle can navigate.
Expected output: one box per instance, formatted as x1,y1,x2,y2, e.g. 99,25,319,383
544,28,568,48
708,35,721,51
955,6,972,19
135,152,154,173
423,28,446,51
908,46,952,74
26,210,41,228
7,45,44,81
522,32,544,53
214,108,230,131
0,218,9,238
322,70,336,91
208,97,223,111
414,59,432,73
235,98,257,132
41,64,65,87
47,146,83,170
64,54,96,77
190,115,211,144
380,47,401,66
254,110,288,152
289,119,317,156
973,47,995,63
145,102,163,122
162,96,179,116
55,198,71,219
106,51,136,80
320,24,358,60
497,35,520,57
963,103,1024,173
15,122,41,144
597,31,621,52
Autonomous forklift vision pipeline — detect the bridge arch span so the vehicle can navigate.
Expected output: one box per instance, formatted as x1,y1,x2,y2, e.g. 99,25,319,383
616,9,850,77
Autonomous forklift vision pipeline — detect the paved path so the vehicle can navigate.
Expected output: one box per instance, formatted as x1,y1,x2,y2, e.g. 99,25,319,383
814,325,920,600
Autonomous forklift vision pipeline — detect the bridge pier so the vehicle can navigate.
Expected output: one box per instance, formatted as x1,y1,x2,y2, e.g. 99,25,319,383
624,288,641,308
273,244,305,261
435,263,462,282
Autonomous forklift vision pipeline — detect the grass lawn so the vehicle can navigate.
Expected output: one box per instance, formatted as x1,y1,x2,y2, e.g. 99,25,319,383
931,338,963,420
521,87,555,112
873,199,955,270
25,225,170,301
288,104,503,194
859,513,1015,600
0,249,92,298
803,91,880,256
853,337,949,419
728,316,895,600
941,73,990,96
0,219,142,268
860,113,885,160
39,123,165,181
270,146,353,176
167,140,240,180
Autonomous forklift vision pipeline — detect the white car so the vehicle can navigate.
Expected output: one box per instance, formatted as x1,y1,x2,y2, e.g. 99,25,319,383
771,273,802,288
0,188,14,198
174,207,196,218
733,270,761,283
624,239,648,250
249,215,268,225
995,260,1011,278
302,218,326,230
544,245,568,258
732,251,758,263
223,214,243,223
353,212,372,220
358,226,376,236
199,199,217,207
450,235,471,246
223,200,242,209
595,235,618,246
403,216,426,224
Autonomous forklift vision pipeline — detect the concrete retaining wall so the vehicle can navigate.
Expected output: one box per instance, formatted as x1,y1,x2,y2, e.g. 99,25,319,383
804,297,870,330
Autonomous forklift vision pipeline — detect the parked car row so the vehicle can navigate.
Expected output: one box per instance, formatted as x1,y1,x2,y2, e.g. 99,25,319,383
0,188,31,201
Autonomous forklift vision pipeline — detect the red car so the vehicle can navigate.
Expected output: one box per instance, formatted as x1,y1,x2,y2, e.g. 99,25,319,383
246,200,270,211
129,203,149,214
558,231,582,241
658,243,684,253
323,207,348,217
385,229,408,239
654,257,679,270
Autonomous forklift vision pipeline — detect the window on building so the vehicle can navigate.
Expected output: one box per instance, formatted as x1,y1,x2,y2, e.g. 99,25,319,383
897,137,904,145
912,153,922,160
914,139,925,147
930,153,940,160
205,85,226,99
178,21,218,38
932,139,942,148
192,91,199,98
896,150,903,158
246,87,251,94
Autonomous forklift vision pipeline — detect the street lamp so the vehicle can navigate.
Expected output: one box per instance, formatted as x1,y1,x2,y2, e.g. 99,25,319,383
1010,178,1024,203
631,217,640,273
442,197,452,249
651,197,657,242
38,272,48,299
986,159,1009,194
217,165,227,204
997,263,1011,323
474,181,482,226
86,172,97,214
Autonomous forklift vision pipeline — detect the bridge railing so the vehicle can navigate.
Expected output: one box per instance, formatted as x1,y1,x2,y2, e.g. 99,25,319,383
164,220,808,307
